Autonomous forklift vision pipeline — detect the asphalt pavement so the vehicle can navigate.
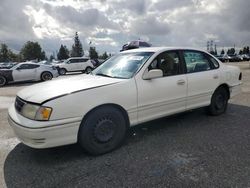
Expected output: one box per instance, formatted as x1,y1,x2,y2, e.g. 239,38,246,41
0,63,250,188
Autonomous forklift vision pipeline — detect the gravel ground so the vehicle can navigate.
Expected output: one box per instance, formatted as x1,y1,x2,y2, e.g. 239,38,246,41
0,63,250,188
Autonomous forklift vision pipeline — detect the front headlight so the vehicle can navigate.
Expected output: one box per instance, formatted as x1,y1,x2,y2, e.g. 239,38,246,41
21,103,52,121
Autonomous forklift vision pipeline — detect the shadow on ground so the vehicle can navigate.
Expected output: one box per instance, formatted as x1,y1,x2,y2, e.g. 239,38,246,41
4,104,250,187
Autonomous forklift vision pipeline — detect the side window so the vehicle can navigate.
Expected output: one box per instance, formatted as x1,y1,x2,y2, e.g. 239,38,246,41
148,51,180,77
183,51,211,73
77,58,88,63
30,64,39,69
70,59,77,63
208,56,219,68
18,64,39,69
18,64,31,69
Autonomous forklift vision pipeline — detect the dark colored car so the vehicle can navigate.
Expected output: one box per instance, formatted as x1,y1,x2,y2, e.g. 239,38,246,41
0,62,17,69
120,40,152,51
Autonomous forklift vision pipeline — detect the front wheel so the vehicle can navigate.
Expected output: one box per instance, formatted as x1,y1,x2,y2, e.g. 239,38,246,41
78,106,128,155
59,68,67,75
0,76,7,87
208,87,229,116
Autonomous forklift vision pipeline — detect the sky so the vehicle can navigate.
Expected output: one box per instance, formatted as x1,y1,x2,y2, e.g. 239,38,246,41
0,0,250,56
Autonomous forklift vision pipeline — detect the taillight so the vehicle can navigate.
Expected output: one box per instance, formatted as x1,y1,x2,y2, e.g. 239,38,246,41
239,72,242,80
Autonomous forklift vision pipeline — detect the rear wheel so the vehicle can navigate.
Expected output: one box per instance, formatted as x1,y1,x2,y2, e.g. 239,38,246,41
208,87,229,116
0,76,7,87
41,72,53,81
78,106,128,155
59,68,67,75
85,67,92,74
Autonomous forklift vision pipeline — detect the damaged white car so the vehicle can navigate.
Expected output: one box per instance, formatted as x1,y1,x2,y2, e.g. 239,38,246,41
8,47,242,155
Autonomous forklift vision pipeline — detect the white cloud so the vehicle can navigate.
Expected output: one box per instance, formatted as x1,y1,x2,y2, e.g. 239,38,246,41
0,0,250,54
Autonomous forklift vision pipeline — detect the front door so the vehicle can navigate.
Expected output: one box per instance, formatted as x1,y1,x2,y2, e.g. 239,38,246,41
12,64,38,82
136,50,187,124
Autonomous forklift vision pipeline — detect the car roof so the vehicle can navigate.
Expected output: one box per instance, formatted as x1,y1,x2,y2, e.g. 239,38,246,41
19,62,41,65
120,47,208,53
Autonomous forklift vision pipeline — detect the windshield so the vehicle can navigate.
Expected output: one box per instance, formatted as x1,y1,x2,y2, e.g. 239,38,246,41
92,52,154,79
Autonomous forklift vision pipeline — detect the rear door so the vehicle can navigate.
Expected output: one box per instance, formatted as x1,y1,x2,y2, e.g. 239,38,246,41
182,50,220,109
136,50,187,123
66,59,78,71
77,58,89,71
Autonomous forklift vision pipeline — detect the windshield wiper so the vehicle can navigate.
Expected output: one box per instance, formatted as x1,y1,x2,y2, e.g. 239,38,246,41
95,73,112,78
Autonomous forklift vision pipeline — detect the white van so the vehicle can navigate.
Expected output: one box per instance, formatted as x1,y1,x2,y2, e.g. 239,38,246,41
58,57,94,75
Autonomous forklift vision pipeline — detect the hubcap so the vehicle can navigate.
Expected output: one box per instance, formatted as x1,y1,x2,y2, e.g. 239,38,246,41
94,118,116,143
86,68,91,73
43,73,51,80
60,69,65,74
215,94,225,109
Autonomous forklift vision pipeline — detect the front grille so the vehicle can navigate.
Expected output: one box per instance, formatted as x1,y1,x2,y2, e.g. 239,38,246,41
15,97,26,112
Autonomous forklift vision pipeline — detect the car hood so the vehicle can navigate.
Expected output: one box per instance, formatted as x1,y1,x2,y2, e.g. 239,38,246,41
17,74,124,104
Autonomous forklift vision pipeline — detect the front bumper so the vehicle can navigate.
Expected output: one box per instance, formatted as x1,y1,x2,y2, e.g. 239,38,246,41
8,104,81,148
52,70,59,78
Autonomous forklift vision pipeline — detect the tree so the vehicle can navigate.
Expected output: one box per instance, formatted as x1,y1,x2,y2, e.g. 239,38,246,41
227,48,235,55
214,44,217,55
57,45,69,60
89,46,98,59
0,43,20,62
220,49,225,55
71,32,83,57
49,55,54,61
99,52,109,60
20,41,46,61
0,44,9,62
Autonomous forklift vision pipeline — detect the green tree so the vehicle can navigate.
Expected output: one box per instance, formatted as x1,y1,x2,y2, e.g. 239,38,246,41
8,50,19,62
89,46,98,59
227,48,235,55
0,44,9,62
49,55,54,61
99,51,108,60
71,32,83,57
57,45,70,60
220,49,225,55
20,41,46,61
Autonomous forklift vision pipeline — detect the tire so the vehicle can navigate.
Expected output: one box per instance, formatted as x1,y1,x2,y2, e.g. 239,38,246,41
78,106,128,155
85,67,92,74
41,72,53,81
208,87,229,116
59,68,67,75
0,76,7,87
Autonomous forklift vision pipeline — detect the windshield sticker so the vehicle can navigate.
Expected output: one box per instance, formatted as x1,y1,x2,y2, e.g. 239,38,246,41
127,56,144,61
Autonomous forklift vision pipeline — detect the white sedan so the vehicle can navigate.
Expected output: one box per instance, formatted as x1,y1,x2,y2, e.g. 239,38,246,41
8,47,242,155
0,62,59,86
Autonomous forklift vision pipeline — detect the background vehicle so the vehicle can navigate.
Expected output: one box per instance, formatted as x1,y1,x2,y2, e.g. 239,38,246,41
58,57,94,75
0,62,59,86
0,62,17,69
120,40,152,51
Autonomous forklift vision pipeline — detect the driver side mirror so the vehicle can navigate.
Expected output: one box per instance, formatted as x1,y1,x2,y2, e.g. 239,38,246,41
143,69,163,80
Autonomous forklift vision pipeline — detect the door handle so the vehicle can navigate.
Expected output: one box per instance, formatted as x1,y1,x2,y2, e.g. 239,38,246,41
213,74,219,79
177,79,185,85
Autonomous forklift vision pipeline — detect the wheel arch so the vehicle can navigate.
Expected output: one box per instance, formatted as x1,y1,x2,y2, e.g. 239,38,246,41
77,103,130,140
0,75,7,85
215,83,230,99
40,71,53,80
